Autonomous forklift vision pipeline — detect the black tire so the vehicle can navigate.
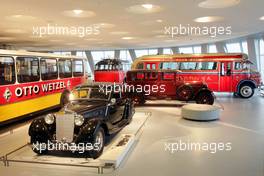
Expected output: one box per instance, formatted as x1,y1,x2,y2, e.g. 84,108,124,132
195,91,214,105
31,135,48,155
60,91,70,106
238,84,254,98
176,85,194,101
90,127,105,159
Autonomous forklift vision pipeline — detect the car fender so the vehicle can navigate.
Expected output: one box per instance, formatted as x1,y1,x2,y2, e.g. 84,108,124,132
75,118,104,143
28,118,50,139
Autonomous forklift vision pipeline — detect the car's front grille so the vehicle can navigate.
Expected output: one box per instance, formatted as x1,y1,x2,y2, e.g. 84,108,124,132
56,114,75,143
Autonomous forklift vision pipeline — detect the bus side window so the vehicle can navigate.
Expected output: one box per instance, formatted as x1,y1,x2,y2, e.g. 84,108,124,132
221,63,225,76
41,58,58,80
58,59,72,78
234,62,242,70
137,63,144,69
73,59,84,77
0,57,15,85
227,63,232,76
16,57,40,83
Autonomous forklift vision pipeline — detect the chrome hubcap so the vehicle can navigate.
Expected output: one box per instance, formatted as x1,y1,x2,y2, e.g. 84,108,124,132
240,86,252,97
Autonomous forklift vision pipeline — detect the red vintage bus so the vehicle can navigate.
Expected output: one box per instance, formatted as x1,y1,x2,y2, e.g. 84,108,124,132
0,49,89,125
94,59,126,83
129,53,261,99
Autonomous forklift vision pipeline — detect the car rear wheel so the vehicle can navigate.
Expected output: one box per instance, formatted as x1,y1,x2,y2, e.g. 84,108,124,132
90,127,105,159
195,91,214,105
239,84,254,98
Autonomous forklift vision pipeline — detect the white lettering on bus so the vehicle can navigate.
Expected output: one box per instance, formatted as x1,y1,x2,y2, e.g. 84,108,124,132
41,82,66,92
15,87,23,97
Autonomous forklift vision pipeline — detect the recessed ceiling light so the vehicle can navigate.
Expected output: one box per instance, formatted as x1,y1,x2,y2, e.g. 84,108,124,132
110,31,129,35
198,0,240,9
85,38,102,41
260,16,264,21
0,37,15,41
122,37,134,40
73,9,83,15
4,29,27,34
194,16,224,23
95,23,115,29
142,4,153,9
62,10,95,18
156,19,163,23
5,15,37,21
127,4,162,14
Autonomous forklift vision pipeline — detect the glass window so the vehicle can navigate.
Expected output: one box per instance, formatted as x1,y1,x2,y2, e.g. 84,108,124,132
180,62,197,70
160,62,179,70
226,43,241,53
58,59,72,78
196,62,217,70
193,46,202,54
208,45,217,53
0,57,15,85
179,47,193,54
137,63,144,69
135,50,148,57
149,49,158,55
40,58,58,80
16,57,40,83
163,48,173,54
73,59,84,77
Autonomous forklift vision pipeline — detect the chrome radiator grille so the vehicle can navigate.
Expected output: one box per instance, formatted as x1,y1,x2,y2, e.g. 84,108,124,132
56,114,75,143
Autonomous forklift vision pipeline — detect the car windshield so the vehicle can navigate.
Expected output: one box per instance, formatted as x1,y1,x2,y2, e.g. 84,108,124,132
70,87,111,101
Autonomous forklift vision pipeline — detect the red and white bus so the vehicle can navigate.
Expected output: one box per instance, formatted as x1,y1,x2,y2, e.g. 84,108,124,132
0,50,89,125
94,59,126,83
129,53,261,98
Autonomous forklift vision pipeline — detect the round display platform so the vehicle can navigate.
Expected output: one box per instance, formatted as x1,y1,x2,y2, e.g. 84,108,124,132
181,104,221,121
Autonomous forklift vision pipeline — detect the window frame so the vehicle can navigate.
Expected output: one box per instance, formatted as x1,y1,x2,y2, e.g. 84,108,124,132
58,58,72,78
40,58,58,80
0,56,16,85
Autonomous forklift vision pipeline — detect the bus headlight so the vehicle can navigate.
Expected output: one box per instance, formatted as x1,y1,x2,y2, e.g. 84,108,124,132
74,114,84,126
44,114,55,125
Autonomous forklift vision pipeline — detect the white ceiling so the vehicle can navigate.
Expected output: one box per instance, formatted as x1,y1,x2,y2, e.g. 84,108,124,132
0,0,264,51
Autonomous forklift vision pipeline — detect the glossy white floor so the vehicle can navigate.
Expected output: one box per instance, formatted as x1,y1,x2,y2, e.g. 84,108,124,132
1,93,264,176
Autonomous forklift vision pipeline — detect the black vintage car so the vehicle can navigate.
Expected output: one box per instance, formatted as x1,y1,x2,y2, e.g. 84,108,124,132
28,83,135,159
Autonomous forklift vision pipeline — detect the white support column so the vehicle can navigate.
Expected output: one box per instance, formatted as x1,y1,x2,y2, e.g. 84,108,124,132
84,50,95,73
246,37,258,70
215,42,226,53
129,49,136,61
158,48,163,55
201,44,208,53
171,47,179,54
71,51,77,56
114,50,120,59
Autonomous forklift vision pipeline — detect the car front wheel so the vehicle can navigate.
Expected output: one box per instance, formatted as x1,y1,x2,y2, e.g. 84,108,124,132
90,127,105,159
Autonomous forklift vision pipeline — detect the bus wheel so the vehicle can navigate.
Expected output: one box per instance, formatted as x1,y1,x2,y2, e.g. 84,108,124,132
239,84,254,98
195,91,214,105
176,85,193,101
60,91,70,106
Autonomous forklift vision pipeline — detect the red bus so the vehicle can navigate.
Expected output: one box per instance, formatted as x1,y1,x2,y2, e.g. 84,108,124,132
0,50,89,125
94,59,126,83
128,53,261,99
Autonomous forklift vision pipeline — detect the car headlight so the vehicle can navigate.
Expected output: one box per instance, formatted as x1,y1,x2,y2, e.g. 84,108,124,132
74,114,84,126
44,114,55,124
